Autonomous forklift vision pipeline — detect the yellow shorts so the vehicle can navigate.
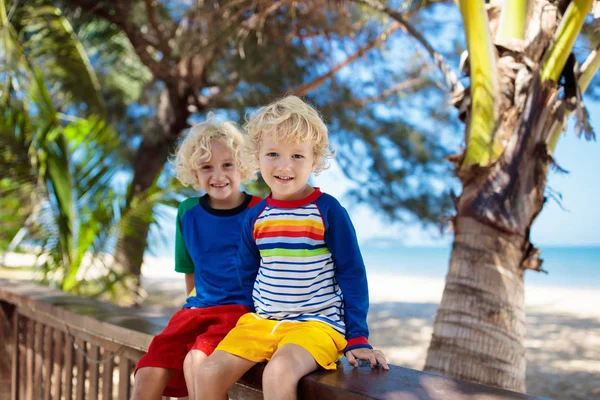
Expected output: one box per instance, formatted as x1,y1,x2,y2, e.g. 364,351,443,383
215,313,347,370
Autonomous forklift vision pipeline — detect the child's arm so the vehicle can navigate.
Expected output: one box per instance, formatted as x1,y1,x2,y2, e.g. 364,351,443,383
324,201,369,346
174,201,196,294
323,198,389,369
185,273,195,296
235,209,262,307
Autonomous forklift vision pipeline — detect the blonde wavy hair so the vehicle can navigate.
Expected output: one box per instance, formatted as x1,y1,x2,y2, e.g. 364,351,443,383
245,96,334,175
172,116,255,190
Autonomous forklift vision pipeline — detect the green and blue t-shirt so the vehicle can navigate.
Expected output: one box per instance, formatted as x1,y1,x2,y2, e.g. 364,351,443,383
176,193,261,309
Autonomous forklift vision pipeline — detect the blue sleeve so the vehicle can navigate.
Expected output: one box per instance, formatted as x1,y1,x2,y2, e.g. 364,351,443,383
320,196,372,352
236,206,262,308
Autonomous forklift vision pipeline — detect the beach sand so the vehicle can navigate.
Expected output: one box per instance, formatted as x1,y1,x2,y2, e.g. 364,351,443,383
138,272,600,400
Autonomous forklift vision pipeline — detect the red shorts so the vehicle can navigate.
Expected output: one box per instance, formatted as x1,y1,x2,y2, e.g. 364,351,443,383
135,304,249,398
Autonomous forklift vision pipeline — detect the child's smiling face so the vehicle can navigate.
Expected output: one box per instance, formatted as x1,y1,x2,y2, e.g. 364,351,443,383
197,139,243,209
259,132,315,201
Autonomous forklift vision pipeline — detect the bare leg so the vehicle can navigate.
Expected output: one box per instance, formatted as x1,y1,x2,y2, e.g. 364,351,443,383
183,350,208,400
131,366,173,400
191,350,256,400
262,344,318,400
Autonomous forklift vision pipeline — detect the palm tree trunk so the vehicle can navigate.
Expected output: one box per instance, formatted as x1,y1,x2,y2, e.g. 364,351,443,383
424,75,555,392
424,216,527,392
114,86,191,296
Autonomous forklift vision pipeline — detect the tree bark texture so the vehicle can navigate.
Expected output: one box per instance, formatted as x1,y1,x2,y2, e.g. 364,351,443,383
424,216,527,392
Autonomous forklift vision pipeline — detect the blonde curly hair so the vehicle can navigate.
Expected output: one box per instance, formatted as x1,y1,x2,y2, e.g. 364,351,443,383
245,96,334,175
172,116,255,190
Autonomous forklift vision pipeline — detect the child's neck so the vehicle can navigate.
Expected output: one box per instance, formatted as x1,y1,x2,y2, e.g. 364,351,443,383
207,191,246,210
271,185,314,201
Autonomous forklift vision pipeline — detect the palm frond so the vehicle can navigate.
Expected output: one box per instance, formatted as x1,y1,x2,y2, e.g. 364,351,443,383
17,3,105,114
77,18,153,105
541,0,594,83
497,0,530,41
460,0,502,169
547,35,600,153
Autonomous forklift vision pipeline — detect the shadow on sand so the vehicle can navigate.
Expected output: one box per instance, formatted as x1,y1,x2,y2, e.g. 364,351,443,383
367,302,600,400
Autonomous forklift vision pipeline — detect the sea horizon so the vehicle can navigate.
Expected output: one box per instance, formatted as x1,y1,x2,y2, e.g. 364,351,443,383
4,245,597,290
136,244,600,291
358,244,600,290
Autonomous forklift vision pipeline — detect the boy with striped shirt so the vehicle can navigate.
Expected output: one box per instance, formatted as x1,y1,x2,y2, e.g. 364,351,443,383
190,96,388,400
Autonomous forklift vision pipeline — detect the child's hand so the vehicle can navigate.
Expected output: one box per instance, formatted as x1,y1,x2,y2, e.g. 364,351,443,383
345,348,389,370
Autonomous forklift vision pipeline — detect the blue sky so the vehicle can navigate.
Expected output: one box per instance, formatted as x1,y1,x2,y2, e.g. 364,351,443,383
529,106,599,246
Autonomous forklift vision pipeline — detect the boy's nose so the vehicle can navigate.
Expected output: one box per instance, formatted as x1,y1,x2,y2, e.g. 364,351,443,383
277,158,292,169
213,168,225,179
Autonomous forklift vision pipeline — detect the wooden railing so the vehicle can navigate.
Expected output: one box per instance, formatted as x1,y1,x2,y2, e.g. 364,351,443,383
0,278,548,400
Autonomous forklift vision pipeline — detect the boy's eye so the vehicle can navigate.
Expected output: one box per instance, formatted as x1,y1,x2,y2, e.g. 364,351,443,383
201,165,212,170
292,154,304,159
223,163,234,168
266,152,277,157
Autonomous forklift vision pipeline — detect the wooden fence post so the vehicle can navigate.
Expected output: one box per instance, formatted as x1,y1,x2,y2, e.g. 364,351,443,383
0,301,16,400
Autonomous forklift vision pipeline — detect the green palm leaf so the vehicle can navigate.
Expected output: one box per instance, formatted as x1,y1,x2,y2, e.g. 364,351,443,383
459,0,502,169
15,3,105,114
541,0,594,83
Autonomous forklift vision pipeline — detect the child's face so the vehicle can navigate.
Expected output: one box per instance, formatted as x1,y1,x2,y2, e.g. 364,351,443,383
259,132,315,201
196,139,243,208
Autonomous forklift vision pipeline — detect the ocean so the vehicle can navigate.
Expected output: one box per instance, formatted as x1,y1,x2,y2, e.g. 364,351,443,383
143,245,599,291
360,245,600,290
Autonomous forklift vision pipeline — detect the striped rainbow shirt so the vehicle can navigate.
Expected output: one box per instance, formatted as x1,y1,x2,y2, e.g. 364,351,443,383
253,201,345,333
237,188,371,349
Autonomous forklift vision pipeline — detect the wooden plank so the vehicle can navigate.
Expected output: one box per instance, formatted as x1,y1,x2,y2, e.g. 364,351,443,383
18,315,26,400
117,355,130,400
229,383,264,400
0,280,157,350
74,338,86,400
63,331,74,400
10,311,18,400
52,329,64,399
88,344,100,399
32,322,43,400
25,318,34,400
102,351,115,400
42,325,53,400
120,346,146,365
297,359,540,400
0,302,15,400
15,306,126,353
